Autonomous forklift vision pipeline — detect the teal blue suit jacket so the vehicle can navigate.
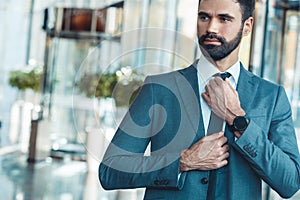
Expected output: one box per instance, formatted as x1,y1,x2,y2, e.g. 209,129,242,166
99,62,300,199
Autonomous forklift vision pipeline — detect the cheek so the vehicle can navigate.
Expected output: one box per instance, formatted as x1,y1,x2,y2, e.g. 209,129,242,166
222,26,241,39
197,22,207,35
223,30,234,38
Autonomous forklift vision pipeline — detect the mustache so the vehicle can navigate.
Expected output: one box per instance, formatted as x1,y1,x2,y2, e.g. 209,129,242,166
199,33,225,44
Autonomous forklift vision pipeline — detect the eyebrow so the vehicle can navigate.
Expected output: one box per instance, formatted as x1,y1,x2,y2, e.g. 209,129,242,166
198,11,209,16
198,11,235,20
218,13,235,20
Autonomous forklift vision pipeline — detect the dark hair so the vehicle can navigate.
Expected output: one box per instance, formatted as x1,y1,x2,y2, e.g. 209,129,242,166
198,0,255,22
235,0,256,22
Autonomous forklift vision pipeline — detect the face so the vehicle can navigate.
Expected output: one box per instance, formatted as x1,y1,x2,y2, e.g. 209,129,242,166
197,0,252,61
199,24,243,61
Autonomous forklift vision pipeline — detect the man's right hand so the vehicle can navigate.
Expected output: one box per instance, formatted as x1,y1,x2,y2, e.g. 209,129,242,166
180,132,229,172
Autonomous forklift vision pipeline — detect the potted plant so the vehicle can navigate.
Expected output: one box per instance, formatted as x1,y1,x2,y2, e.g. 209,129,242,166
77,67,144,107
77,72,118,99
8,65,43,152
8,65,43,101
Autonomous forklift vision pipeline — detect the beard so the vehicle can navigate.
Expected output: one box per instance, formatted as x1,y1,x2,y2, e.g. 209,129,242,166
198,27,243,61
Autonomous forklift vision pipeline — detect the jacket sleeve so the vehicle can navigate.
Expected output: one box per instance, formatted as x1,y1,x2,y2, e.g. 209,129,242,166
233,86,300,198
98,76,185,190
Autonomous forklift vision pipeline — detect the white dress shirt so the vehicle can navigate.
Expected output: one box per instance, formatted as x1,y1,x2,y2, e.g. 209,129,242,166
197,55,241,134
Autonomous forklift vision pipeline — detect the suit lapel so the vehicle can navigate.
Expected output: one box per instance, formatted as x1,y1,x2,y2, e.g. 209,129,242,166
175,61,205,138
236,64,258,114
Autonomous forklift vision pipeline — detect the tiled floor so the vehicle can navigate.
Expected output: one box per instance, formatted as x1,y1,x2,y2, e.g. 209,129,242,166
0,152,299,200
0,152,144,200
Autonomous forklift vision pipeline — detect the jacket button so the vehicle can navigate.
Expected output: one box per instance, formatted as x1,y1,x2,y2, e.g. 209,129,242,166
201,178,208,184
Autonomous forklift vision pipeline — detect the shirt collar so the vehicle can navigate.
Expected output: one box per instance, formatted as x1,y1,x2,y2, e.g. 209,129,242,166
197,55,240,84
226,60,240,85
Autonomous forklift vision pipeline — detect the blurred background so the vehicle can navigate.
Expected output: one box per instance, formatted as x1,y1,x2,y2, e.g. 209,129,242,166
0,0,299,199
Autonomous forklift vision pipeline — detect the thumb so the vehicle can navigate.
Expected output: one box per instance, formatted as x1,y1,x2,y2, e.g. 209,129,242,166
206,131,224,140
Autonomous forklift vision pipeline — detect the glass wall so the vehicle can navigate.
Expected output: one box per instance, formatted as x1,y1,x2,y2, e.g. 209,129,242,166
280,12,300,134
251,1,300,199
251,0,300,142
0,0,124,151
0,0,45,150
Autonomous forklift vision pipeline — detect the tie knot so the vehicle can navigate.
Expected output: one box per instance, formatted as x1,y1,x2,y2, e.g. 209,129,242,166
219,72,231,80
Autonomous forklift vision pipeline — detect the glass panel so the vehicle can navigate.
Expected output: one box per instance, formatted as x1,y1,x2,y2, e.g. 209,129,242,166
0,0,33,149
252,2,300,146
250,1,300,199
121,0,198,75
280,11,300,143
262,7,284,82
43,36,122,158
250,1,267,75
45,39,93,157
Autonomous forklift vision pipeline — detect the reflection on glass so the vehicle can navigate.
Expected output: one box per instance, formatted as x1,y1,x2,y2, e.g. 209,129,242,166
253,3,300,142
281,12,300,143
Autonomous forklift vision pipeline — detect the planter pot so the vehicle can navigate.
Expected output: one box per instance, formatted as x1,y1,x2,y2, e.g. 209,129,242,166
9,100,34,152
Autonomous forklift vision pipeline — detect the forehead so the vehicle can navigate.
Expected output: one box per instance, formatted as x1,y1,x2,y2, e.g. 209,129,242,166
199,0,242,17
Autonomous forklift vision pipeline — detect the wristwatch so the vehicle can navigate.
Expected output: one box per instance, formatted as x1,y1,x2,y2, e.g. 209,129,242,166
232,116,249,132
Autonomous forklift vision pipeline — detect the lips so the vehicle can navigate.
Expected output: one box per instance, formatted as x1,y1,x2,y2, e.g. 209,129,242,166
199,33,225,48
204,38,221,45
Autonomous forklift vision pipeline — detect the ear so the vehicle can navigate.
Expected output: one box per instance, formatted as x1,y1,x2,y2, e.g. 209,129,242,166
242,17,254,36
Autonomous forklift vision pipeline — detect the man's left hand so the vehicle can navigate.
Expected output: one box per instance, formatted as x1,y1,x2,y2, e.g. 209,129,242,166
201,76,245,125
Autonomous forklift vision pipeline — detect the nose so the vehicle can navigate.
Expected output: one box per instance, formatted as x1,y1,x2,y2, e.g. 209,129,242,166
207,18,219,34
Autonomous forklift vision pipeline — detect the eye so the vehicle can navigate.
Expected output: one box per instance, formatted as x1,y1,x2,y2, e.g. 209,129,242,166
219,16,233,23
221,17,229,22
198,13,210,22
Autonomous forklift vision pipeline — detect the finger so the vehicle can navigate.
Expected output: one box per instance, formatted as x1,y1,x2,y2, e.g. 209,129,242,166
204,131,224,141
220,159,228,167
213,158,229,169
214,76,224,86
208,81,227,100
205,85,218,105
218,152,230,161
218,145,229,157
205,82,213,95
221,144,229,152
234,131,242,138
201,92,211,105
212,146,229,160
209,78,219,87
204,84,209,93
218,137,228,146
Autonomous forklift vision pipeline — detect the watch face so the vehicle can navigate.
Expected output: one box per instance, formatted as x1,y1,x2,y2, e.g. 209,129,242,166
234,116,248,131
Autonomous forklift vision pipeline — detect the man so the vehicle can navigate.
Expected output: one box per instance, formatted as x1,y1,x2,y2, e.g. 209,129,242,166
99,0,300,199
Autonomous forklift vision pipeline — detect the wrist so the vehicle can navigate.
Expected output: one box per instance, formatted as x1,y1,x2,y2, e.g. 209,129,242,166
180,149,191,172
230,115,249,132
228,109,246,125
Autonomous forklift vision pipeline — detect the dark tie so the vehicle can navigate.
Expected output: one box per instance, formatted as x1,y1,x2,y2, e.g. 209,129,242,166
206,72,231,200
207,72,231,135
220,72,231,80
